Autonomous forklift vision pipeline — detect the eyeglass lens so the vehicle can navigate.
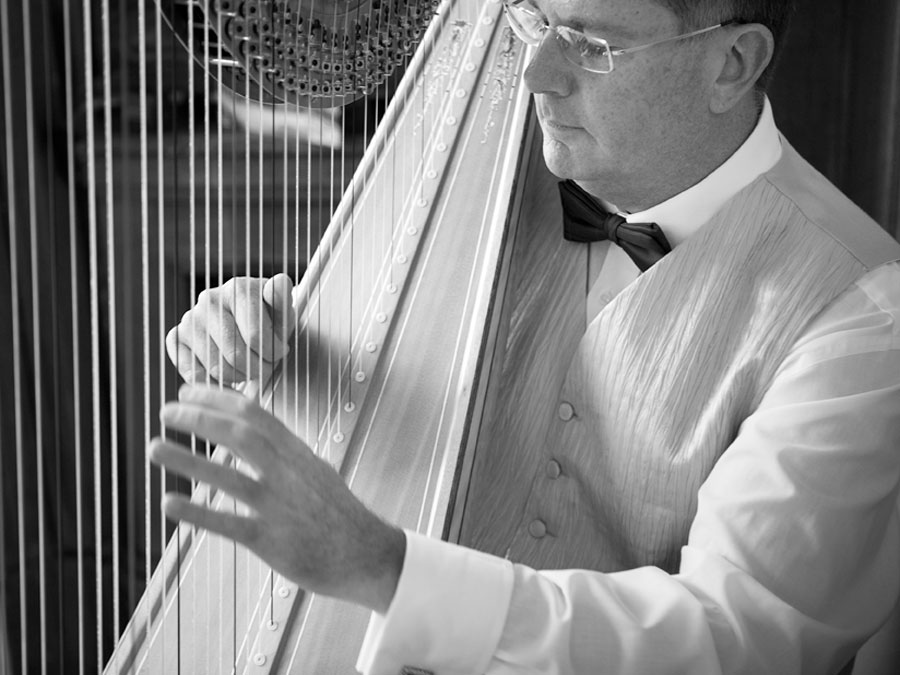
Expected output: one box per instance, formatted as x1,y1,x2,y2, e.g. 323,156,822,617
503,1,614,73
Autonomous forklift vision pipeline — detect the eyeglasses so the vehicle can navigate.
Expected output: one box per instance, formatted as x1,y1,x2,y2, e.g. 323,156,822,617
503,0,733,74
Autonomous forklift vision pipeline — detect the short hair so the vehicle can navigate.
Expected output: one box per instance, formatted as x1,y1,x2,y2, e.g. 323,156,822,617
654,0,798,91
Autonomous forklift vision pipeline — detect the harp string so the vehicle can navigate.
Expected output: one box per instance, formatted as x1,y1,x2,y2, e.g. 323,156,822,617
137,3,154,675
116,0,139,630
240,34,251,675
308,0,322,465
336,8,349,437
197,0,209,660
76,0,107,669
99,0,124,658
154,1,167,671
39,0,64,664
210,6,224,670
256,0,266,656
19,0,52,670
185,21,197,674
61,0,89,667
0,0,28,669
325,7,336,460
336,9,347,455
226,14,238,670
265,0,274,633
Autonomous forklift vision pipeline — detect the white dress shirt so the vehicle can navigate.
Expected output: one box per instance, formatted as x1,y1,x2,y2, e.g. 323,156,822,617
356,100,900,675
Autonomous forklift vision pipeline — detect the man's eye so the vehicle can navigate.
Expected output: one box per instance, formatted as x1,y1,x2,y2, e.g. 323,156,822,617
569,34,606,57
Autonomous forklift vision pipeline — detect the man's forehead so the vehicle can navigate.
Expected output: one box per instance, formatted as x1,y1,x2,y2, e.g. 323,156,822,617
532,0,678,38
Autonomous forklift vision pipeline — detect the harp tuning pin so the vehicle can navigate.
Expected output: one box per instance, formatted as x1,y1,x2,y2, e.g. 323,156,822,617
278,586,290,598
376,312,388,323
333,432,345,443
366,341,378,353
355,371,367,383
344,402,356,413
266,620,278,631
253,654,267,666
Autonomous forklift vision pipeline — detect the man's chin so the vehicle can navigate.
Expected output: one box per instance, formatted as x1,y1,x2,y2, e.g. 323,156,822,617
541,141,576,180
541,148,599,184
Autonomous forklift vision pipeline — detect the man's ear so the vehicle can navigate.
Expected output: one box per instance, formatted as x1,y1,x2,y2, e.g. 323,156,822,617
710,24,774,113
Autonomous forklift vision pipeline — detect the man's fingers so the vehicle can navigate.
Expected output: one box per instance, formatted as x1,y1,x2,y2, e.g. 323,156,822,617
166,328,218,385
170,301,266,384
263,273,297,350
228,278,288,363
162,494,258,547
160,397,288,468
173,385,310,462
165,277,293,385
149,439,260,504
198,299,258,382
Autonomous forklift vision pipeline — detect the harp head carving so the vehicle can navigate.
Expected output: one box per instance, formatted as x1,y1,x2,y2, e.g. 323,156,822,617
160,0,441,107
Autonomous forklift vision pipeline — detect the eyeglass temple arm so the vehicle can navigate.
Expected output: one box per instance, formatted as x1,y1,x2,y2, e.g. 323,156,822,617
610,22,732,56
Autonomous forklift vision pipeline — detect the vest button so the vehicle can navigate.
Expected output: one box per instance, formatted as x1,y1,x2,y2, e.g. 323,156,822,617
528,518,547,539
557,402,575,421
546,459,562,479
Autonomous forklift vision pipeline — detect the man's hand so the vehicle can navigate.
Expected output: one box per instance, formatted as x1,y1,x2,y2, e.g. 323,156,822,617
166,274,297,386
149,385,406,614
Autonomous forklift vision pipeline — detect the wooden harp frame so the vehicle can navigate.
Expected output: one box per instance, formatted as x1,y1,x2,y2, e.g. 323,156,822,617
106,2,533,673
95,0,542,671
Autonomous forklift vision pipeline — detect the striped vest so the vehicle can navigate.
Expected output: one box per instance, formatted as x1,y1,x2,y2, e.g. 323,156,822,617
460,141,900,573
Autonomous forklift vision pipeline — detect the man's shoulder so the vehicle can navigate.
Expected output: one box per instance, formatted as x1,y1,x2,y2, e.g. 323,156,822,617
752,140,900,270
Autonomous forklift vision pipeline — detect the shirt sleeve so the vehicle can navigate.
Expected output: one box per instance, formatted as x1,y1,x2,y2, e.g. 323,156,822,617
357,263,900,675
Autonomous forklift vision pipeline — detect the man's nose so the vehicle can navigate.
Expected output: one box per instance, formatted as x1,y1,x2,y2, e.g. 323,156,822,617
523,31,573,96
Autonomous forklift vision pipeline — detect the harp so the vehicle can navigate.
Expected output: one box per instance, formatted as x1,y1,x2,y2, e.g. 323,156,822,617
1,0,563,671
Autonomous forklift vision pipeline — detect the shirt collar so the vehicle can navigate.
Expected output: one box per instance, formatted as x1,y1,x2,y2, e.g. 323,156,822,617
621,98,783,248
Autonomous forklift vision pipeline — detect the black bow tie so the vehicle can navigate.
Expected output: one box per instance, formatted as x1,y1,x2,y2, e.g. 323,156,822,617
559,180,672,272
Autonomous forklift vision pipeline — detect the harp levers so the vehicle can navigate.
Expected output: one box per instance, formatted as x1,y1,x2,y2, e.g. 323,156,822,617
103,0,534,672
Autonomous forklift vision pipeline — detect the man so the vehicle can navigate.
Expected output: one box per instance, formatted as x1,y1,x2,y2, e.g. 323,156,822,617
156,0,900,672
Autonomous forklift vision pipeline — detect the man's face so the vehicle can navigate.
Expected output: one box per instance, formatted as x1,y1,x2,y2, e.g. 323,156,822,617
523,0,716,208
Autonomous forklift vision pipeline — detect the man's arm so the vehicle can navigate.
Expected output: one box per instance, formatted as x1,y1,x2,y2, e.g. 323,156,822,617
359,264,900,675
151,266,900,674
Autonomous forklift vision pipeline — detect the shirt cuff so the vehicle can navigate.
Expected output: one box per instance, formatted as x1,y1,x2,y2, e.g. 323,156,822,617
356,530,515,675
